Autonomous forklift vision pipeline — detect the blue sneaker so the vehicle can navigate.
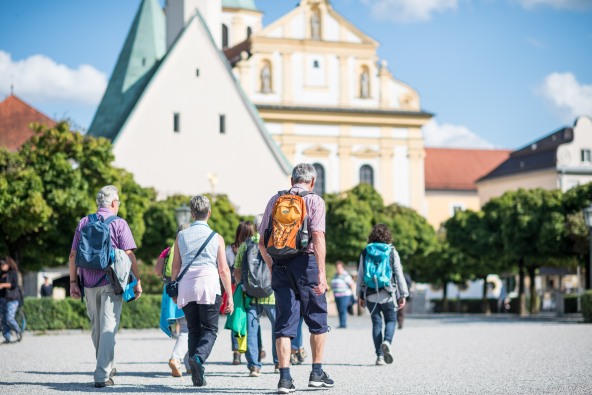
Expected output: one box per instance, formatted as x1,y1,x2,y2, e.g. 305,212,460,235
189,355,206,387
308,370,334,388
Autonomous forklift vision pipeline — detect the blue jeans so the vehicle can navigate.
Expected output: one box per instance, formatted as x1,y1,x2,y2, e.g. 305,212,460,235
291,316,304,350
245,303,278,369
0,298,20,341
335,296,350,328
366,301,397,356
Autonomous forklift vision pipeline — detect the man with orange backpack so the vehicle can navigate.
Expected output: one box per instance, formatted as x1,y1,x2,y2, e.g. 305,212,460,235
259,163,334,394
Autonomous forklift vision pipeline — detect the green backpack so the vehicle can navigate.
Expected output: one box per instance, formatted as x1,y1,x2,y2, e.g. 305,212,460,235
162,245,175,283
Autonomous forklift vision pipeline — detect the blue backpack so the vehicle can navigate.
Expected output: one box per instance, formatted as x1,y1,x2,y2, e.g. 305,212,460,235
363,243,393,289
75,214,119,271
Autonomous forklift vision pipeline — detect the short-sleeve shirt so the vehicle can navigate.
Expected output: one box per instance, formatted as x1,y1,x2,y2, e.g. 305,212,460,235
259,184,326,254
71,207,137,288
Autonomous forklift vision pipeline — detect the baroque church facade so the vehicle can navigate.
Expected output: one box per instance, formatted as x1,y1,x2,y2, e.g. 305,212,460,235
88,0,431,215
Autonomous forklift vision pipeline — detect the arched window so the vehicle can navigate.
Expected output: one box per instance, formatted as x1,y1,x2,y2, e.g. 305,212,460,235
313,163,325,195
260,61,272,93
360,165,374,186
222,24,229,48
247,26,253,38
360,66,370,99
311,8,321,40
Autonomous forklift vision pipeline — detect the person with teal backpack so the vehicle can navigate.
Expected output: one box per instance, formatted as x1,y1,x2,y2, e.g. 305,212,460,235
356,224,409,366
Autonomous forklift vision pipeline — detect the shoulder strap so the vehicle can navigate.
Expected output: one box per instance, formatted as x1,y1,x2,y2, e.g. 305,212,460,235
176,231,216,283
103,216,120,226
88,213,99,223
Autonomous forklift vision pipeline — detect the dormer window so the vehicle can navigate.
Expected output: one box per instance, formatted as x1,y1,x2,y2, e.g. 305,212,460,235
581,149,591,163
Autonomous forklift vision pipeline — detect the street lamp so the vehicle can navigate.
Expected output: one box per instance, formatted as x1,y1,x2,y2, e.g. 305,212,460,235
582,204,592,291
175,204,192,226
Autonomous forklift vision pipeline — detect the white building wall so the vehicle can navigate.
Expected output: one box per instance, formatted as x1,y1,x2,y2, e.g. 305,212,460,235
113,16,288,215
292,53,339,106
323,13,340,41
393,145,410,206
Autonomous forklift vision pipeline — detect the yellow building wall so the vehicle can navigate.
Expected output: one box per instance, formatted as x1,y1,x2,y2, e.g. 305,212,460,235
477,169,557,205
426,190,481,229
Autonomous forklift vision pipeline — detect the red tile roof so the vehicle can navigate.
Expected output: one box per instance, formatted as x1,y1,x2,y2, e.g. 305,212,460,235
0,95,56,151
425,147,511,190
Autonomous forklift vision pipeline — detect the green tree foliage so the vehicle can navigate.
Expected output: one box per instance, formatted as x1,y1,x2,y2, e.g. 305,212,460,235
206,194,241,244
325,184,436,267
0,122,152,271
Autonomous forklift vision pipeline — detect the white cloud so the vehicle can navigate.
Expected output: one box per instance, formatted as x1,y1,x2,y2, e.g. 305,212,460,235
422,119,495,149
359,0,458,23
538,72,592,122
0,51,107,105
516,0,592,10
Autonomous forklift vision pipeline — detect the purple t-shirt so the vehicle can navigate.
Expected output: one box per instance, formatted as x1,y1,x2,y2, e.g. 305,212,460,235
259,184,326,254
71,207,137,288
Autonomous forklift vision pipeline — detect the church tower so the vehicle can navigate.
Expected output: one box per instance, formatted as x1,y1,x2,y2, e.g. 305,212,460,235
221,0,262,49
166,0,222,49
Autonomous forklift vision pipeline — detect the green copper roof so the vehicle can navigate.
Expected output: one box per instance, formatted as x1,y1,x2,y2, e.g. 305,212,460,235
222,0,258,10
88,0,165,140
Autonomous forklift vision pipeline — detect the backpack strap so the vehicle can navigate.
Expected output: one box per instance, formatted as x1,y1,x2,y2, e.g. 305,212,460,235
102,215,121,225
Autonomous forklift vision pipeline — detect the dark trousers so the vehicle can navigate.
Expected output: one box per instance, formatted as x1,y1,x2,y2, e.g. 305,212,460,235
182,295,221,363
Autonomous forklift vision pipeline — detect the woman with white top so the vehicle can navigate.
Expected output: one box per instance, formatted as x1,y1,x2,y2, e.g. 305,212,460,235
172,195,234,387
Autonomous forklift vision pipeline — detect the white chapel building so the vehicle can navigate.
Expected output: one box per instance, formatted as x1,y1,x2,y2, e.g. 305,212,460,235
89,0,431,215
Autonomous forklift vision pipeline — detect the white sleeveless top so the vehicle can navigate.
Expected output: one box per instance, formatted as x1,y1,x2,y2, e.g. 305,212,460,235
177,221,221,308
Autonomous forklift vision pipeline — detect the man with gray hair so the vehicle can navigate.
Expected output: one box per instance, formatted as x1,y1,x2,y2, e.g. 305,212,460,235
69,185,142,388
259,163,334,394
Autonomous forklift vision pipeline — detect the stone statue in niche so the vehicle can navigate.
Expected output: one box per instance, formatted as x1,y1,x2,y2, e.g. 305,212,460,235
360,70,370,98
261,63,272,93
311,9,321,40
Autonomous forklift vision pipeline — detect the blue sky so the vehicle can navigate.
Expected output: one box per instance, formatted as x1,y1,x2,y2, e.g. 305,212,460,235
0,0,591,150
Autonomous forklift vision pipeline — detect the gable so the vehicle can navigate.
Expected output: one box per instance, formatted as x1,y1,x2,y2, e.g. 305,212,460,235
110,11,291,213
257,1,376,45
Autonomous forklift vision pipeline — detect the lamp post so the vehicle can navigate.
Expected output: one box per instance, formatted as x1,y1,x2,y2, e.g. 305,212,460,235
175,204,192,226
582,204,592,291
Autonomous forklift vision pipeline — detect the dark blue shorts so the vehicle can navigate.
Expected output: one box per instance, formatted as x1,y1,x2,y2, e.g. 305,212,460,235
272,254,328,338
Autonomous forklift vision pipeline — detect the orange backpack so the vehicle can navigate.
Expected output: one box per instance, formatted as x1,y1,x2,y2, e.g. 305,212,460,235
264,190,312,260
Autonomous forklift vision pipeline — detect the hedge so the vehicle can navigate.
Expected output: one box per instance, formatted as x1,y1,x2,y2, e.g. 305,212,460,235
582,291,592,323
22,294,162,331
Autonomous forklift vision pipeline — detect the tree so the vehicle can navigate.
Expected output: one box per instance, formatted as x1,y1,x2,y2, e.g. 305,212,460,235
563,182,592,289
486,189,568,315
0,122,153,271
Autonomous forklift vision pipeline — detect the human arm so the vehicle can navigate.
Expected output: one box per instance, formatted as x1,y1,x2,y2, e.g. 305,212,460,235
392,248,408,308
127,250,142,299
68,250,81,299
312,231,328,295
171,237,181,282
233,243,246,284
356,254,365,308
154,248,170,277
0,272,18,289
217,235,234,313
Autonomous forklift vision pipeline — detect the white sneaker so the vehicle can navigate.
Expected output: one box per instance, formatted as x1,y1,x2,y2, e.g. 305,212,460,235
381,341,393,364
376,356,385,365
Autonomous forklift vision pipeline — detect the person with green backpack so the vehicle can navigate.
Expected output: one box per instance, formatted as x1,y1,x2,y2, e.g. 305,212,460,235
356,224,409,366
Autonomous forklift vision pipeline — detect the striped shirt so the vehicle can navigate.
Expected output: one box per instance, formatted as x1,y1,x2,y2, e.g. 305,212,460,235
234,234,275,305
259,183,326,254
71,207,137,288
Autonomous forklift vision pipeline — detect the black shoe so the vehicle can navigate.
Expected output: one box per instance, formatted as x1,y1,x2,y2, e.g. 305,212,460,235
347,304,354,315
94,379,114,388
277,378,296,394
308,370,334,388
16,332,22,342
189,355,206,387
109,368,117,378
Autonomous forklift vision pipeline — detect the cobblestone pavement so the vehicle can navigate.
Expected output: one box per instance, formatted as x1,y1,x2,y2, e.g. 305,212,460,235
1,314,591,394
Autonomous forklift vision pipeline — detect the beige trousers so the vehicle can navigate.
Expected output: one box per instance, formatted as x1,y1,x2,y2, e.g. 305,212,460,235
85,284,122,382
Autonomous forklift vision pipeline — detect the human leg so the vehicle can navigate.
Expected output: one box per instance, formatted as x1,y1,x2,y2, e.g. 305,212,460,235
245,303,263,372
367,301,384,356
94,285,123,383
334,296,349,328
380,302,397,364
262,304,279,365
193,296,221,363
170,316,189,376
0,298,9,341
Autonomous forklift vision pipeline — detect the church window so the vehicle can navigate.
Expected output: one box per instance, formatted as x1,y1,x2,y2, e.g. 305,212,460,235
219,114,226,134
247,26,253,38
222,24,229,48
360,164,374,186
311,7,321,40
313,163,325,195
196,68,200,77
142,57,146,67
360,66,370,99
260,61,272,93
173,113,180,133
581,149,591,163
313,60,320,69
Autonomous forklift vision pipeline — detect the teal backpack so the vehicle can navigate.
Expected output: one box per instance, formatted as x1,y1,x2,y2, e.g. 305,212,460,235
363,243,393,289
